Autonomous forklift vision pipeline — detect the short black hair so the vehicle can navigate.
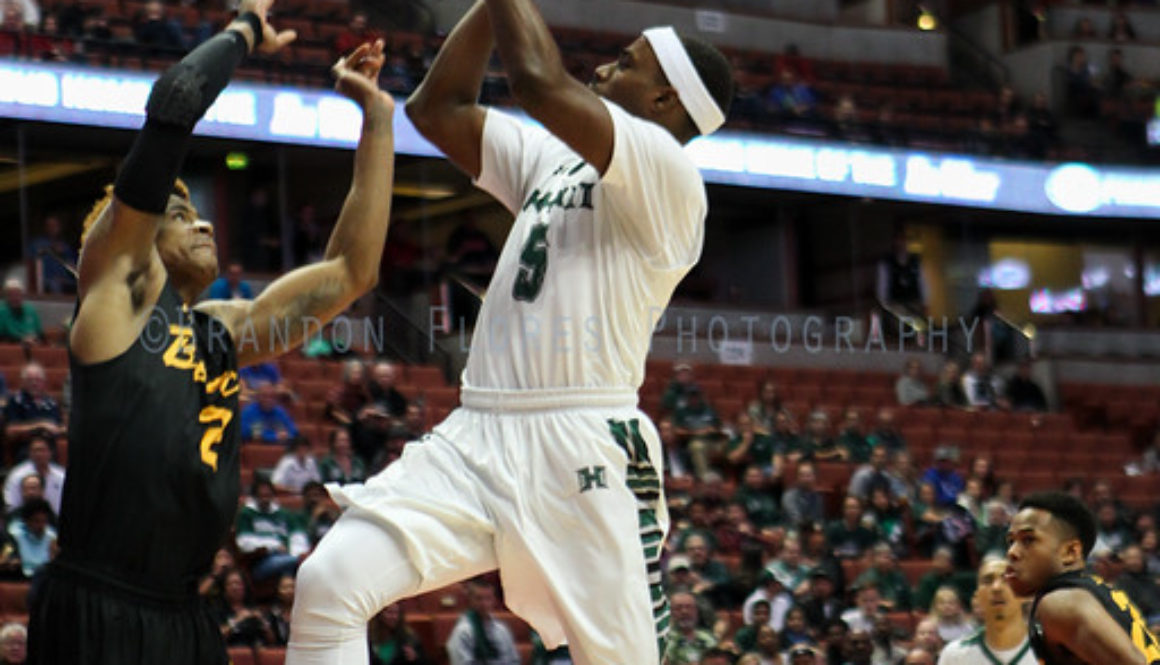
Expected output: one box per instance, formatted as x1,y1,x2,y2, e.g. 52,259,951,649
700,647,736,664
679,35,734,130
251,476,275,497
21,497,53,521
1019,491,1097,557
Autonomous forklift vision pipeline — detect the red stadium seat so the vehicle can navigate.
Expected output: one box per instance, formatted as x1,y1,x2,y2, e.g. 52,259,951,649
228,647,256,665
0,582,28,615
257,647,286,665
241,444,285,470
29,345,67,368
407,365,446,388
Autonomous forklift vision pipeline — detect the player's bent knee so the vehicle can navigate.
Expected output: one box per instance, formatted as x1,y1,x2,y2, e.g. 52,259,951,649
294,552,359,617
294,549,387,627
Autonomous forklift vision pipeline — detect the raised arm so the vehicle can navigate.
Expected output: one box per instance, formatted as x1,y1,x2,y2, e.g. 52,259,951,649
199,42,395,367
404,1,493,178
483,0,615,173
70,0,294,365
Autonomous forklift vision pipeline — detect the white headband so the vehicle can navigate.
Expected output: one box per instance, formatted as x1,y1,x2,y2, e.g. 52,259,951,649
642,26,725,135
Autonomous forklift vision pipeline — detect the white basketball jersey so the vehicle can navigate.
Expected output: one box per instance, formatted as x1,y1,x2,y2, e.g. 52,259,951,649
465,101,706,391
938,630,1038,665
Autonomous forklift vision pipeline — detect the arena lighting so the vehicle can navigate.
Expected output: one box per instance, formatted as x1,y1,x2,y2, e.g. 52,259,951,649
224,151,249,170
977,258,1032,290
1029,288,1086,314
916,7,938,31
4,61,1160,218
1145,266,1160,297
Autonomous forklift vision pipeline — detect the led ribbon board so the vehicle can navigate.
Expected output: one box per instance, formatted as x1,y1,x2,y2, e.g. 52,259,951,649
2,60,1159,219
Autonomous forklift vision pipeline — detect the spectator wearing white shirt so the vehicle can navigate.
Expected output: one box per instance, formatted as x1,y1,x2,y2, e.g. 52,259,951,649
3,435,65,515
446,578,520,665
960,353,1006,410
271,438,321,494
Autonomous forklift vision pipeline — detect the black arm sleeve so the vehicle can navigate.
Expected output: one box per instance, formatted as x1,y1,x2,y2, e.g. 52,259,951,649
114,30,249,214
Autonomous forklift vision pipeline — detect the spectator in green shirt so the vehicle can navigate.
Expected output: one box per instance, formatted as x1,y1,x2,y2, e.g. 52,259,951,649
866,407,906,454
732,598,770,653
665,590,717,665
769,409,801,462
796,410,836,461
662,363,700,411
674,387,722,481
734,465,781,528
836,408,871,463
0,279,44,344
913,545,976,611
853,542,912,611
826,495,879,559
974,498,1011,557
726,412,776,476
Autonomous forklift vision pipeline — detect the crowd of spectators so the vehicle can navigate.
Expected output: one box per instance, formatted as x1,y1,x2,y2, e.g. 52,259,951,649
646,360,1159,664
0,333,1157,663
2,0,1157,165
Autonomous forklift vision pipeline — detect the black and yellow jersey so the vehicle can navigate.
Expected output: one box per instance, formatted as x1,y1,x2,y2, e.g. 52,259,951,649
57,281,240,595
1029,570,1160,665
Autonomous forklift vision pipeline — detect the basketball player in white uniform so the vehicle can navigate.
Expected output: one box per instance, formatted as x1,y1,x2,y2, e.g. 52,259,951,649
939,556,1038,665
284,1,733,664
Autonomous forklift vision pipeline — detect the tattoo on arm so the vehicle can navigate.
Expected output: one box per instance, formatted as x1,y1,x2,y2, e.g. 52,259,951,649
273,275,346,332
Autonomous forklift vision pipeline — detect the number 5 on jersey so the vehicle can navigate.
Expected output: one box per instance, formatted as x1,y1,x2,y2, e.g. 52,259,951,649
513,223,550,302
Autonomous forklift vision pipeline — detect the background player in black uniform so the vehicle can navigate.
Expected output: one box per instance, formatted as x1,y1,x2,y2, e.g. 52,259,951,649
1005,491,1160,665
27,1,397,661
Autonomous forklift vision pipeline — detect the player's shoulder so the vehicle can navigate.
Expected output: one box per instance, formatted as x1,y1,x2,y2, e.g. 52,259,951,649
1035,585,1103,628
602,99,696,166
937,631,982,664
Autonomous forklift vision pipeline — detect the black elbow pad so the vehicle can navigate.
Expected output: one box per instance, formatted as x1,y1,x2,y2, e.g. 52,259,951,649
114,30,247,213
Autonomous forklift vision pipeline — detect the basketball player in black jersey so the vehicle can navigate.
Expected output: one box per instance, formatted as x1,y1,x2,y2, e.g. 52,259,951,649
26,1,397,662
1005,491,1160,665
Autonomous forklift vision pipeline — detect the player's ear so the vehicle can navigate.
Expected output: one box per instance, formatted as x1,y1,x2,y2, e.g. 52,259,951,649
652,85,679,114
1059,537,1084,568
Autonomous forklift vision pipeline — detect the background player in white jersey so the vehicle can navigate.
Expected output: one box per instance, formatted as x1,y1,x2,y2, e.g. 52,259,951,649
939,555,1037,665
285,0,733,663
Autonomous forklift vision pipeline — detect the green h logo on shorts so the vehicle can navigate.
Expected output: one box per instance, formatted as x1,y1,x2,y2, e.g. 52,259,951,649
576,465,608,492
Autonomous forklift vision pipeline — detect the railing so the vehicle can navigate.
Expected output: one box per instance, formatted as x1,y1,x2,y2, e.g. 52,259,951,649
946,20,1011,89
372,290,458,382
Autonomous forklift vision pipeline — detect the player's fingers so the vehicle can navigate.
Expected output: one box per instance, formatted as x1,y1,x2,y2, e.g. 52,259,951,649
342,42,371,68
274,28,297,48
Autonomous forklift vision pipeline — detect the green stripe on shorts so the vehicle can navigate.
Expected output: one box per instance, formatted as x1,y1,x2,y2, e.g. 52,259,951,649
608,417,668,665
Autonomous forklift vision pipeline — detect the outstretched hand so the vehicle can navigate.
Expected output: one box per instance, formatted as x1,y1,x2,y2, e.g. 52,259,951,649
237,0,297,54
333,40,394,113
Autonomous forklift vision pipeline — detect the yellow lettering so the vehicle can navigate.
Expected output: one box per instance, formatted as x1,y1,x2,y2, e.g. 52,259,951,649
162,326,198,370
198,405,233,471
193,361,207,383
205,371,240,398
1111,589,1160,662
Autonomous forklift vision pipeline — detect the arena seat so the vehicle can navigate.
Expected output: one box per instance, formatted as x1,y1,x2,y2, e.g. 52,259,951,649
296,379,332,403
241,444,285,470
256,647,286,665
898,560,931,587
407,364,446,388
886,610,915,634
0,582,28,615
227,647,256,665
29,345,67,368
44,367,68,393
